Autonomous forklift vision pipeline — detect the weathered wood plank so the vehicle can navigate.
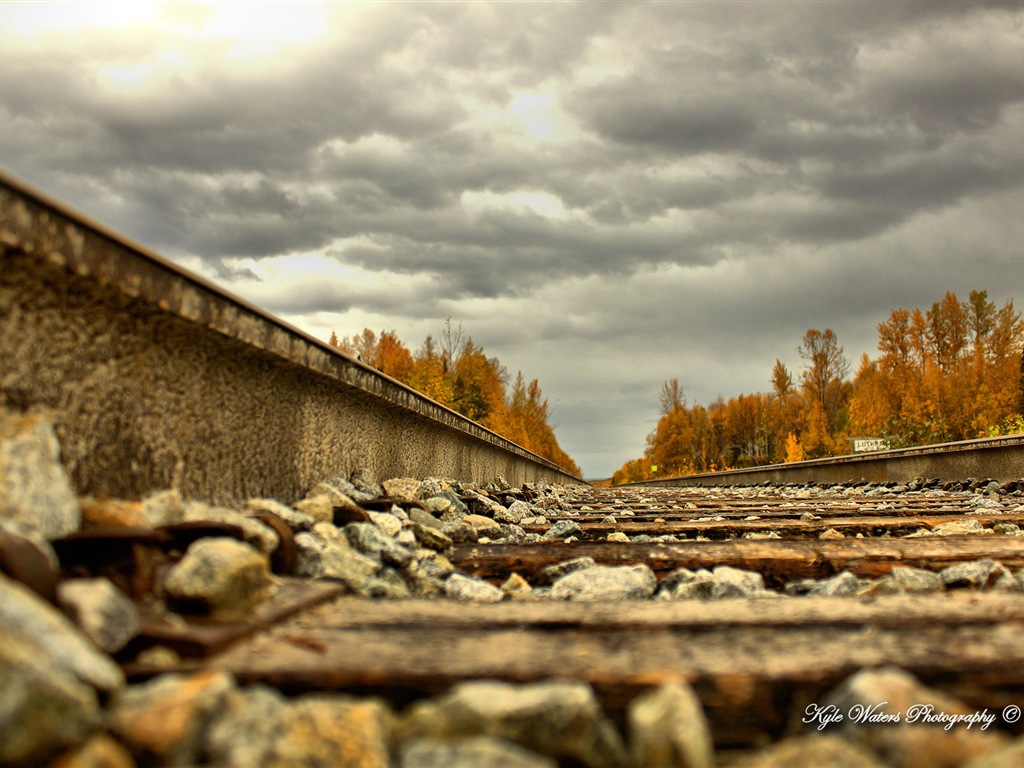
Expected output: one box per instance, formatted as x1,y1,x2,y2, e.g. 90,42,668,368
267,591,1024,630
524,513,1024,539
452,536,1024,584
206,594,1024,747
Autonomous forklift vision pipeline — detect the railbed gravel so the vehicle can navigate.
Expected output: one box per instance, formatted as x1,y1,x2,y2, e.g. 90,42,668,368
4,414,1024,765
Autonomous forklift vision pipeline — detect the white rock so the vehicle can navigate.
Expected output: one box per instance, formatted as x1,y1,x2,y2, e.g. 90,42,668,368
0,412,80,542
0,572,123,693
58,577,140,653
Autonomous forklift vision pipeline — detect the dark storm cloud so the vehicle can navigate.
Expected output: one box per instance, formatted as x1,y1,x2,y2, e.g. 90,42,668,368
2,1,1024,476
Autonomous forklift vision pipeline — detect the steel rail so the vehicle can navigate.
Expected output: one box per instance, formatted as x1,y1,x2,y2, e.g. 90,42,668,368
628,434,1024,487
0,169,585,503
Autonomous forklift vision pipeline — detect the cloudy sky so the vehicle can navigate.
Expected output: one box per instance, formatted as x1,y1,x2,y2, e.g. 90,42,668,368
3,2,1024,478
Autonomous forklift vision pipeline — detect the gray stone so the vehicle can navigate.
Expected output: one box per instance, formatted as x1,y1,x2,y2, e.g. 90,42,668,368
992,523,1022,536
444,573,504,603
657,569,716,600
551,564,657,601
628,682,715,768
294,524,380,593
442,520,478,543
500,573,534,599
401,560,447,597
415,550,456,580
813,571,864,597
495,524,527,544
410,521,453,551
163,538,272,616
246,497,317,532
143,488,186,528
890,566,945,593
208,688,394,768
607,532,630,543
0,572,123,693
368,510,403,537
58,577,140,653
490,475,512,491
204,685,290,767
941,559,1012,589
419,477,450,499
495,500,532,525
399,680,628,768
364,566,413,599
410,507,443,529
182,501,279,555
292,493,339,523
424,496,454,516
711,566,767,597
401,736,557,768
932,520,990,536
346,521,414,568
0,411,80,542
384,477,423,501
729,735,887,768
323,475,377,503
856,575,904,596
818,666,1008,768
543,519,582,541
463,490,508,519
463,514,503,535
0,629,103,765
541,556,597,584
397,526,417,549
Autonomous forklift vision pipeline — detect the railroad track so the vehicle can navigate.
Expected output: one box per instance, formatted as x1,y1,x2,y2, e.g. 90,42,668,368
201,482,1024,758
4,171,1024,765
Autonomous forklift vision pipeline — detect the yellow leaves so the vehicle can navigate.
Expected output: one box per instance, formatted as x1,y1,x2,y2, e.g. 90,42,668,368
613,288,1022,485
328,327,581,477
784,433,804,463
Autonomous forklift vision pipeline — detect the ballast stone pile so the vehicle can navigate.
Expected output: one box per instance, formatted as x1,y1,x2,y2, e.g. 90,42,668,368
4,411,1024,766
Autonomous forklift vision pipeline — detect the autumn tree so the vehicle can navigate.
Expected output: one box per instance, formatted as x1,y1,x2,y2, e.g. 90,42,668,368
453,339,508,429
503,372,581,476
767,360,801,462
847,354,893,437
611,457,649,485
329,323,580,477
770,360,793,401
409,335,454,406
970,295,1024,433
798,328,849,438
330,328,415,384
615,289,1023,484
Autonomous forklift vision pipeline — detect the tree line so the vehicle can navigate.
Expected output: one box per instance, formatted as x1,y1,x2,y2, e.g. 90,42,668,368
612,290,1024,485
329,320,581,477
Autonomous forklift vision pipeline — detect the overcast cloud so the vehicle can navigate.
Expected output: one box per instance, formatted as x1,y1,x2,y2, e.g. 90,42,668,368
3,1,1024,477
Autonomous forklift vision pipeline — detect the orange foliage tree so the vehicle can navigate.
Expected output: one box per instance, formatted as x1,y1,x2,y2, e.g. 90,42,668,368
329,323,580,477
612,289,1024,484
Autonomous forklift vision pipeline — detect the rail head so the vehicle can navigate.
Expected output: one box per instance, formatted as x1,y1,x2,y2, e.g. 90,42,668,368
625,434,1024,488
